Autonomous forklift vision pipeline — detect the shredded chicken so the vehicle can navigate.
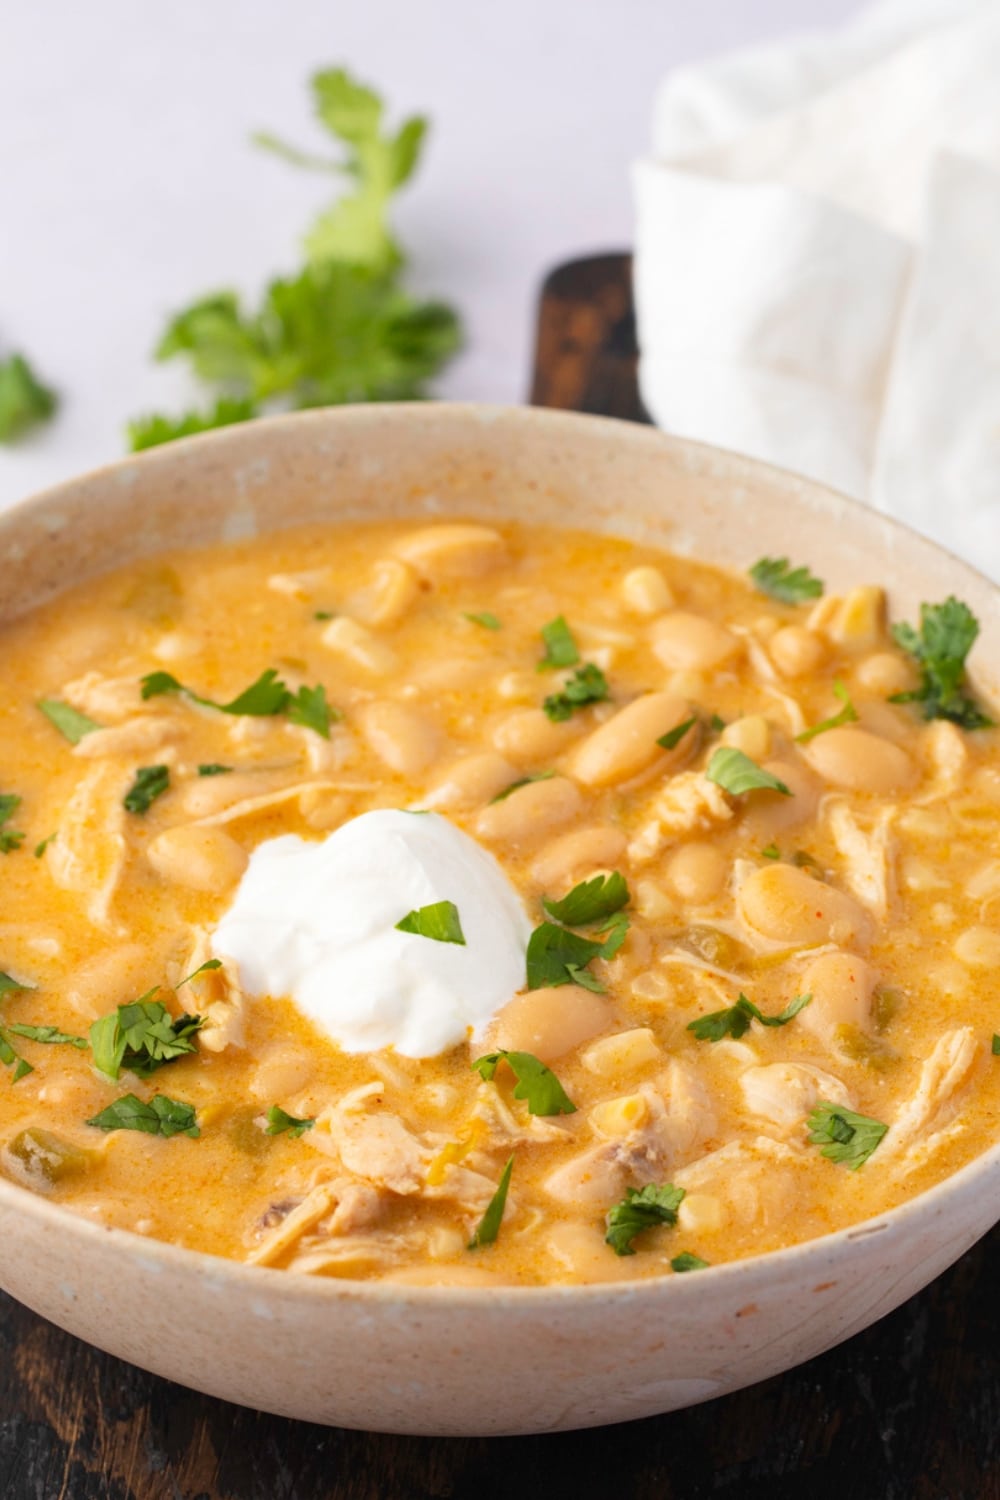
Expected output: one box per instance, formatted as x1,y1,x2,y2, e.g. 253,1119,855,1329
246,1182,340,1266
191,778,374,829
177,930,246,1053
629,772,734,863
322,1087,428,1194
61,671,149,724
916,720,970,804
657,1062,718,1159
266,567,336,600
827,800,897,920
675,1135,805,1226
73,716,181,760
740,1062,853,1133
47,763,130,929
882,1027,981,1164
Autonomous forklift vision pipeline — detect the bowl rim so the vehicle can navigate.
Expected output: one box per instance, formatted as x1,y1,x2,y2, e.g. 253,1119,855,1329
2,399,999,1308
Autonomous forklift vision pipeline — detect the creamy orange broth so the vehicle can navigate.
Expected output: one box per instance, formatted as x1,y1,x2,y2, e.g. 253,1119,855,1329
1,518,999,1285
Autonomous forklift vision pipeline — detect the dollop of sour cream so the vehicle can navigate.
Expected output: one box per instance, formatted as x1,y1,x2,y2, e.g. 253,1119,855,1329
212,809,531,1058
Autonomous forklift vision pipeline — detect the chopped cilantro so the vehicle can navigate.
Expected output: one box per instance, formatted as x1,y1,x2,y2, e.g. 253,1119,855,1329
123,765,170,815
543,663,609,722
37,698,101,744
489,770,555,804
471,1050,576,1116
0,1033,32,1082
605,1183,685,1256
468,1155,514,1249
527,872,630,991
33,834,55,857
313,609,336,622
706,747,791,797
749,556,824,605
542,872,629,928
890,597,992,729
0,794,24,854
0,352,58,443
127,399,258,452
688,992,811,1043
657,716,698,751
197,763,233,777
0,974,29,998
464,611,501,630
87,1094,200,1139
671,1252,710,1273
141,668,335,734
266,1105,316,1138
90,997,205,1081
537,615,579,671
806,1102,887,1170
993,1034,1000,1057
286,682,338,739
760,843,781,860
6,1024,87,1049
796,680,859,743
395,900,465,945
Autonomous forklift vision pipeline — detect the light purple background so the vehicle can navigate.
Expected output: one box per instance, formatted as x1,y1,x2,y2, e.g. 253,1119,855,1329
0,0,863,507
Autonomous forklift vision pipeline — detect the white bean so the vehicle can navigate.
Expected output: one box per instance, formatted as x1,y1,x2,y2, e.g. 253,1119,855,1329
476,776,582,848
571,692,696,788
391,524,506,580
146,826,248,893
486,985,612,1062
650,612,741,672
531,825,627,890
357,700,441,775
738,864,872,949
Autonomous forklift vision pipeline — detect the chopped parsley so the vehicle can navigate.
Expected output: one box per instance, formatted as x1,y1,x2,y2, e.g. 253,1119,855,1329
489,770,555,804
796,680,859,743
537,615,579,671
806,1102,888,1170
87,1093,200,1139
657,716,698,751
464,611,501,631
605,1183,686,1256
37,698,101,744
141,667,337,735
472,1050,576,1116
395,900,466,945
0,352,58,443
526,872,630,992
197,763,233,777
706,747,791,797
543,663,609,722
123,764,170,815
688,992,812,1043
542,872,629,928
90,996,205,1081
749,556,824,605
468,1155,514,1249
266,1105,316,1138
890,597,992,729
0,795,25,854
671,1252,710,1273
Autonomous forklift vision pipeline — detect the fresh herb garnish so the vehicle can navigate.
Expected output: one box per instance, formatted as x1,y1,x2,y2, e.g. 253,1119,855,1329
543,663,610,722
123,765,170,815
749,556,824,605
993,1034,1000,1057
542,872,629,928
0,1034,32,1082
687,992,812,1043
197,763,233,777
141,668,336,735
127,68,460,449
313,610,335,622
395,900,466,945
605,1183,686,1256
0,974,28,998
0,795,25,854
526,873,630,992
464,611,501,631
37,698,101,744
90,997,205,1081
489,770,556,804
468,1154,514,1249
671,1252,710,1273
266,1105,316,1138
657,716,698,751
806,1102,888,1170
890,598,992,729
706,747,791,797
87,1094,200,1139
761,843,781,860
537,616,579,671
0,352,58,443
471,1050,576,1116
6,1023,87,1048
796,680,859,743
33,834,55,858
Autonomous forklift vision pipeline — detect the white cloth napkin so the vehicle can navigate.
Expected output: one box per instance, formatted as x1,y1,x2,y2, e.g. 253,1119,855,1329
633,0,1000,578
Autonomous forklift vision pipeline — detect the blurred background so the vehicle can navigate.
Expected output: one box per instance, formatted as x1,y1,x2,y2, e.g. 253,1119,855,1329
0,0,863,506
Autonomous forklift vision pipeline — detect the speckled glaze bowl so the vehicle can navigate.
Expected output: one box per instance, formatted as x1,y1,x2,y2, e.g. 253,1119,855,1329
1,405,999,1436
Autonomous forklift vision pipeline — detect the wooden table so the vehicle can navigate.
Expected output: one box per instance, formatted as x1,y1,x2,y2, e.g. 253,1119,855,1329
4,254,999,1500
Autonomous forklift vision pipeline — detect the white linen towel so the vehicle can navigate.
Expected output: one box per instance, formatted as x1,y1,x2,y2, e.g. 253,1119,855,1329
633,0,1000,577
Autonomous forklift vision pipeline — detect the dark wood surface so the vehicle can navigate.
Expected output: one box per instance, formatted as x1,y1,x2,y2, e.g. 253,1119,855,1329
3,254,999,1500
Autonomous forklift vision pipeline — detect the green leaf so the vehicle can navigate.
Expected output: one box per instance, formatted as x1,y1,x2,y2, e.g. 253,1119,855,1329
468,1155,514,1249
395,900,466,945
489,770,556,804
605,1183,685,1256
749,556,824,605
537,615,579,671
0,794,24,854
266,1105,315,1138
127,398,258,452
286,683,338,739
795,680,860,743
33,834,56,858
542,872,629,928
760,843,781,860
0,1030,33,1082
890,597,992,729
123,764,170,815
197,763,233,777
657,716,698,751
671,1252,710,1273
37,698,101,744
806,1101,888,1170
176,959,222,989
142,667,289,716
993,1033,1000,1057
706,747,791,797
471,1050,576,1116
90,998,205,1081
464,611,501,631
525,923,607,991
0,973,29,998
687,992,812,1043
0,353,58,443
6,1023,87,1048
87,1093,200,1139
543,663,609,722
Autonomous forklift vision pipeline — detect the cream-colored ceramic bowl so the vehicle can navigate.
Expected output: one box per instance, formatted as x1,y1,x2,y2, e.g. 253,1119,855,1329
1,405,999,1436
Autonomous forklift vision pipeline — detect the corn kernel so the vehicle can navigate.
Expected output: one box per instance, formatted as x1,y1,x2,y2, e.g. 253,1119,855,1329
721,714,771,761
581,1028,660,1077
954,926,1000,969
678,1193,724,1234
622,566,674,618
590,1094,648,1137
321,617,396,675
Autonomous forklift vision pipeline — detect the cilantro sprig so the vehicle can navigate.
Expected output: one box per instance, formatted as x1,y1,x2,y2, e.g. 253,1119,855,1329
706,748,791,797
87,1094,200,1139
472,1049,576,1116
0,974,34,1081
795,681,859,743
749,557,824,605
141,668,337,737
806,1102,888,1170
0,352,58,444
658,716,698,752
537,616,579,671
468,1155,514,1249
489,770,555,804
605,1183,686,1256
0,795,25,854
37,698,102,744
543,663,609,722
89,961,219,1081
687,992,812,1043
526,873,630,992
395,900,465,945
123,765,170,815
266,1106,315,1138
890,598,992,729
